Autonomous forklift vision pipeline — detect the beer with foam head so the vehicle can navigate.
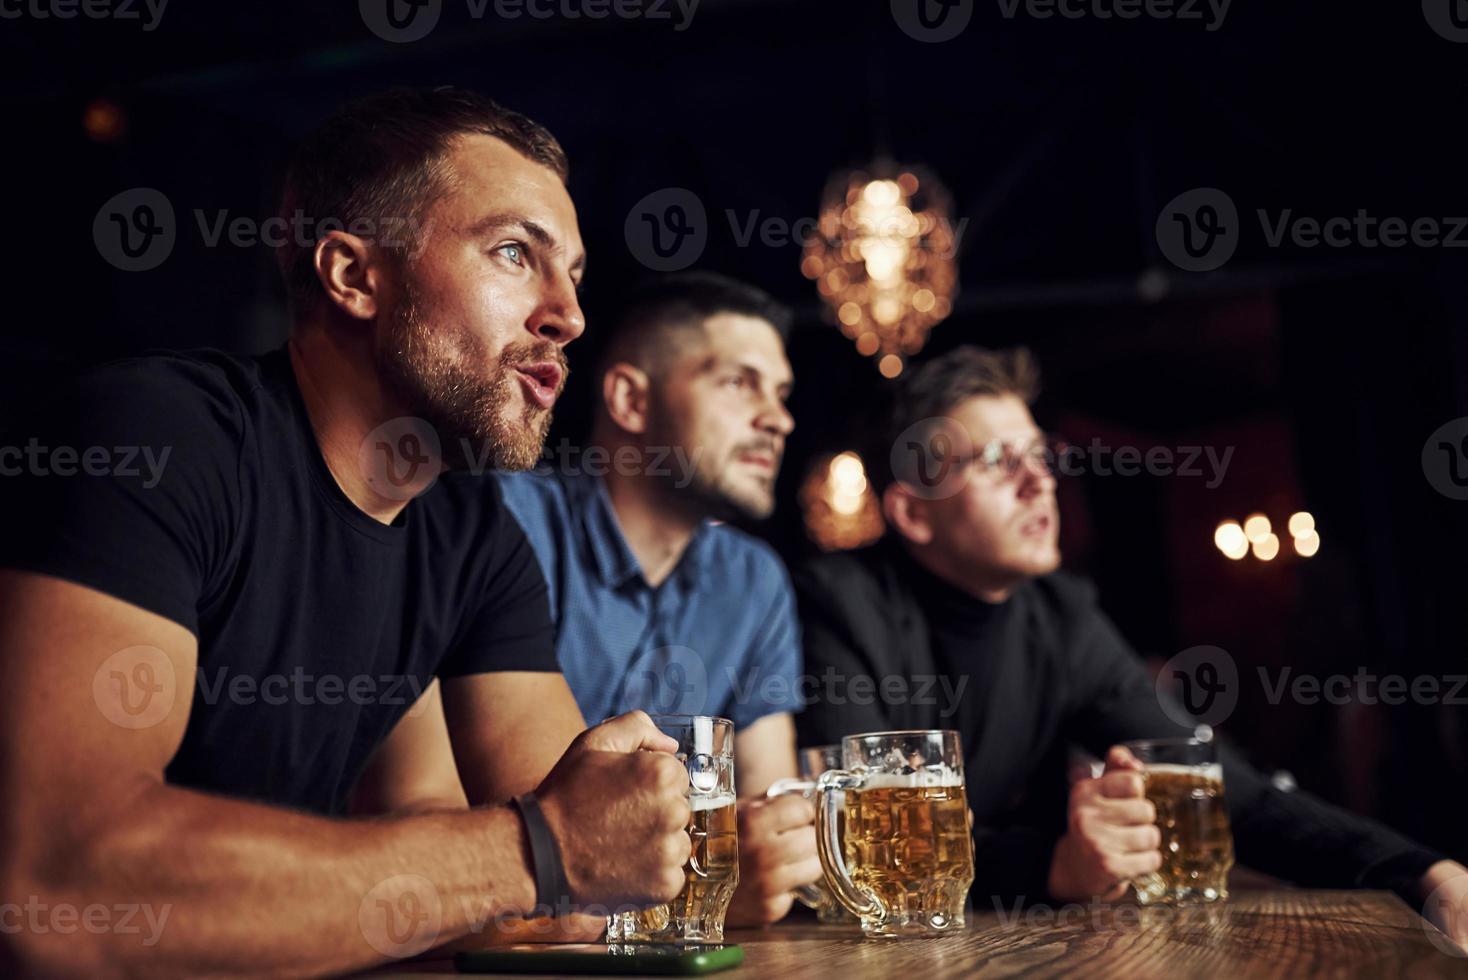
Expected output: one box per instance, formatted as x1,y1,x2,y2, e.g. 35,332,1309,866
843,772,972,930
1124,741,1234,905
606,716,739,944
814,730,975,938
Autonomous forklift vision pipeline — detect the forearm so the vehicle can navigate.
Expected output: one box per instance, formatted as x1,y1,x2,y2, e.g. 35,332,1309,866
1228,775,1446,899
9,778,536,978
1218,741,1446,901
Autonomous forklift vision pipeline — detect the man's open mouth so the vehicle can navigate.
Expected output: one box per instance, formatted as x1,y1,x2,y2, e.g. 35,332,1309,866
514,362,563,410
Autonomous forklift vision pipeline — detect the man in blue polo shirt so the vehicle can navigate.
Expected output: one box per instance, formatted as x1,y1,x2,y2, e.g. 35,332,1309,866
498,272,820,926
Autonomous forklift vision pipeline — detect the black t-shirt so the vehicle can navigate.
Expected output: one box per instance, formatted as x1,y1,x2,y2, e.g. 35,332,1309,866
0,347,558,815
795,541,1447,906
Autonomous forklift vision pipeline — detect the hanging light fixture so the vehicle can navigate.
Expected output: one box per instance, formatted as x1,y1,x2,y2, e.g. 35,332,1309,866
801,163,959,378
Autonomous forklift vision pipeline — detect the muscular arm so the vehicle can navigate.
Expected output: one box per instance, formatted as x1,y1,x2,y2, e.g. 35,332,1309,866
350,679,470,815
0,571,538,978
440,671,587,805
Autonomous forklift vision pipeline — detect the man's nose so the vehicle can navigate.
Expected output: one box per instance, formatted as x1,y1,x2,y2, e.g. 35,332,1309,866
1016,450,1055,496
756,392,794,438
528,271,585,346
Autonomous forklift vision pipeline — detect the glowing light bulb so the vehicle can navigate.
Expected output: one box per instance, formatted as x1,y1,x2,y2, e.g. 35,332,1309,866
1252,533,1280,561
1214,521,1248,560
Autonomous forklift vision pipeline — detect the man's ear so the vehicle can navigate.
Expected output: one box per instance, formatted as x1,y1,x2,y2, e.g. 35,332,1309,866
602,363,653,436
883,482,934,546
313,231,382,321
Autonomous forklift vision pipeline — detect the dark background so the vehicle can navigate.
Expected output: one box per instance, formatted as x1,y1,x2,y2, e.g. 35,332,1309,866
3,1,1465,864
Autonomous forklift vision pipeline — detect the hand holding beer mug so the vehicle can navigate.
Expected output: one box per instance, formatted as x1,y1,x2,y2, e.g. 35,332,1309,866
1123,737,1235,905
606,715,739,943
767,744,858,924
776,730,974,938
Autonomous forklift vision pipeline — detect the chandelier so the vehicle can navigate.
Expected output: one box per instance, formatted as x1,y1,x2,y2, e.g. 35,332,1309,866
801,163,959,377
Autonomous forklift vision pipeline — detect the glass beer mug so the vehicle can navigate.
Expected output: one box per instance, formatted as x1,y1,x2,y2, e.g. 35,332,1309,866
775,730,974,938
1123,737,1234,905
606,715,740,943
767,745,859,924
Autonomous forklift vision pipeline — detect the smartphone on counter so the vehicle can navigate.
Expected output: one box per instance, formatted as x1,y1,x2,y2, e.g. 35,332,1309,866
453,942,744,975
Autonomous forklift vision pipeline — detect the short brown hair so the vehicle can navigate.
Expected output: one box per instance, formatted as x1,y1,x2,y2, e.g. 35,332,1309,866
275,86,568,316
871,345,1041,493
597,271,793,380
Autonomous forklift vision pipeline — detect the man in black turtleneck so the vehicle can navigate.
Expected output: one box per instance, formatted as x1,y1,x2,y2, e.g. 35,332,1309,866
794,345,1468,943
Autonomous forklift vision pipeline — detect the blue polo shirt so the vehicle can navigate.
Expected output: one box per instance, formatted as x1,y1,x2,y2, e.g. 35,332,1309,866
496,469,802,732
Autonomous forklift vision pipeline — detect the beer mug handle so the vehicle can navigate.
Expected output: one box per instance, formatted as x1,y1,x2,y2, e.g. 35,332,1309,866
764,778,825,908
814,770,883,921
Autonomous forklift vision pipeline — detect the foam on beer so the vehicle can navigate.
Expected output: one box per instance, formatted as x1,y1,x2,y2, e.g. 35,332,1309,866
854,768,964,789
1143,763,1223,782
689,791,737,811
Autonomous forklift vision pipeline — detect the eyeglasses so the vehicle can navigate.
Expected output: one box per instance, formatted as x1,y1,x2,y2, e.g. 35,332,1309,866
970,434,1069,483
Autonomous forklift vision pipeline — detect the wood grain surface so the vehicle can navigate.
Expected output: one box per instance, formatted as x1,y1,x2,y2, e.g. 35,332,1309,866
363,891,1468,979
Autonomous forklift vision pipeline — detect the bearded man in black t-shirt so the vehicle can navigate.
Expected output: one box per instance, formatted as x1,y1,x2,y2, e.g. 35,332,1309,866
0,88,693,976
795,345,1468,948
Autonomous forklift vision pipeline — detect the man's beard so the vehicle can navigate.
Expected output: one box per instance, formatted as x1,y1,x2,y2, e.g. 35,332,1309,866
376,285,566,472
677,439,781,522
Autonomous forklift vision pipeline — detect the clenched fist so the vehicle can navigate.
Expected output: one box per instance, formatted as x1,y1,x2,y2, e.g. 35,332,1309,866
534,711,692,912
1047,746,1162,902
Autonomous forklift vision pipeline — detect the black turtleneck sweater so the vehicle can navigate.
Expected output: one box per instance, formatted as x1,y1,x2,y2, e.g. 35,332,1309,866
794,541,1447,908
